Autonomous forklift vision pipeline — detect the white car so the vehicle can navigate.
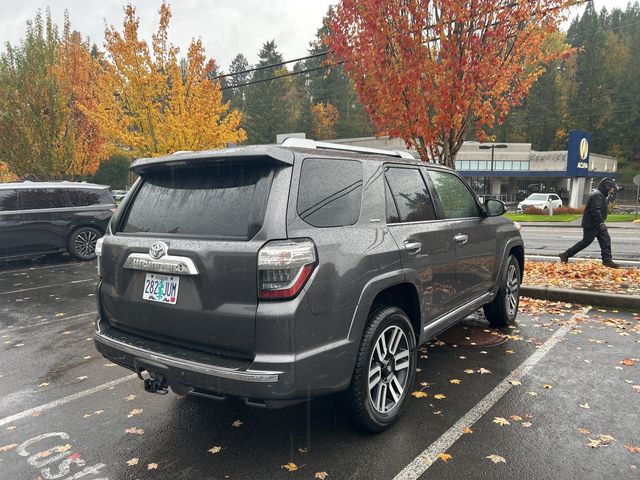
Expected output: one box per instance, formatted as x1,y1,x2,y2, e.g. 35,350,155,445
517,193,562,212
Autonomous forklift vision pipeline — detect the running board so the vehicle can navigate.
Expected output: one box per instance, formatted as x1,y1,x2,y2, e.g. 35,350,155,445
420,293,492,343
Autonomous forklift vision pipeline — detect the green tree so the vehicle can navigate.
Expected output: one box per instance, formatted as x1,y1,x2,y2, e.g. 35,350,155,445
0,10,68,179
223,53,251,112
304,8,373,139
243,41,291,144
90,155,130,189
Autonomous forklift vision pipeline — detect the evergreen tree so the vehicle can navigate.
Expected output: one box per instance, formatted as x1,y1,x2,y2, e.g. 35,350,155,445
304,8,374,139
243,40,291,144
223,53,251,112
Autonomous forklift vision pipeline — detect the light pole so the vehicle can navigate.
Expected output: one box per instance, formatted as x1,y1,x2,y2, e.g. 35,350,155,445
479,143,507,199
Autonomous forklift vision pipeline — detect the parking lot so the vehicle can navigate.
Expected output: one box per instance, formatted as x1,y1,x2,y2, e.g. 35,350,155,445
0,256,638,479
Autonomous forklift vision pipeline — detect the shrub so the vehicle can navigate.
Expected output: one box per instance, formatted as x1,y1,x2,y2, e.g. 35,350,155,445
554,206,584,215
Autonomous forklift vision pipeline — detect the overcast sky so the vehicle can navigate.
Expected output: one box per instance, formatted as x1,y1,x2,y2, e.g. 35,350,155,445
0,0,635,71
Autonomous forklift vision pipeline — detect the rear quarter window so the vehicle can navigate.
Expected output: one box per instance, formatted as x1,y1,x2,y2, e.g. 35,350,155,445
120,163,274,239
297,157,363,227
66,188,113,207
0,189,18,212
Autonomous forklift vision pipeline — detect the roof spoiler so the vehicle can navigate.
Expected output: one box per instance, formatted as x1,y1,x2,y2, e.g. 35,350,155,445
130,146,295,175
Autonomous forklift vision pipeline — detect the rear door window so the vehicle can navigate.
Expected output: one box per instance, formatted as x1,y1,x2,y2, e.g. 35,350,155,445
120,163,274,239
385,167,437,223
427,170,482,219
297,158,363,227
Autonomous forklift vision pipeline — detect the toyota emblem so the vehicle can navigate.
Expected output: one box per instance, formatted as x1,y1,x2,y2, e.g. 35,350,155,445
149,241,168,259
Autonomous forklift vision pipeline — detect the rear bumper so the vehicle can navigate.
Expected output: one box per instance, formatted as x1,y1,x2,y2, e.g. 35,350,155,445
94,312,356,407
94,329,279,383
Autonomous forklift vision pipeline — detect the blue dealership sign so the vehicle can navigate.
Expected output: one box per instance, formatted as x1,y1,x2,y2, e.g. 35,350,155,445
566,130,591,177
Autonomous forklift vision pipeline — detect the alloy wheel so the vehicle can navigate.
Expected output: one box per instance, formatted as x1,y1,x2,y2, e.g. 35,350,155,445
74,230,98,258
505,264,519,317
367,325,411,414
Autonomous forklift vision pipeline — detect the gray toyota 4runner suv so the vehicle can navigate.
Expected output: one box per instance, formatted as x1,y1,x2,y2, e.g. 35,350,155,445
94,139,524,432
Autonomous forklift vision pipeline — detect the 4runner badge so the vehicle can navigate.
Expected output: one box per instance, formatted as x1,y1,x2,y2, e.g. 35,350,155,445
149,241,168,259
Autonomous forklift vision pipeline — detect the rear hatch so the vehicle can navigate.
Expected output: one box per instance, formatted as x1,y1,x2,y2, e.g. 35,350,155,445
99,152,292,359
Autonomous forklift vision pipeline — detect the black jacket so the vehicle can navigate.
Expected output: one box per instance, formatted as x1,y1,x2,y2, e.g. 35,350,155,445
581,184,608,229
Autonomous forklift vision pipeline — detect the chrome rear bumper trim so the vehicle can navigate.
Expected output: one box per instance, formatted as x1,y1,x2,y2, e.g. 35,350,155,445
94,331,279,383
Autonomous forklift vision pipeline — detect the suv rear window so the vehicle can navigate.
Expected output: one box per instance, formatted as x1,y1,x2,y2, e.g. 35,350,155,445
66,188,113,207
297,158,362,227
120,163,274,239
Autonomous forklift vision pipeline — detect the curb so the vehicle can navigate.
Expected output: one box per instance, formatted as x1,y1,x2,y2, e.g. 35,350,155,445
521,286,640,311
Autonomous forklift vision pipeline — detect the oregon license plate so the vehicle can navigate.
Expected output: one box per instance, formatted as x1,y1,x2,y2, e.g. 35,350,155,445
143,273,179,304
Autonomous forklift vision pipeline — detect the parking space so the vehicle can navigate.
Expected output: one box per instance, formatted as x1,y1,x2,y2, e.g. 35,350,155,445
0,257,638,479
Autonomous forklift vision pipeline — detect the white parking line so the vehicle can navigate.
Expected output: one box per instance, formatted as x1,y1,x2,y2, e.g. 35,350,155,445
0,311,96,335
0,374,137,427
393,307,588,480
0,278,96,295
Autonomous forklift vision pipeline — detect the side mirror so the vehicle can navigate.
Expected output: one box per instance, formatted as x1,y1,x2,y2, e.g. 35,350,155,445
485,198,506,217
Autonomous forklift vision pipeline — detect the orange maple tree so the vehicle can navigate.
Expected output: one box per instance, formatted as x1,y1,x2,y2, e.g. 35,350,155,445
90,3,245,159
54,20,111,177
311,102,340,140
326,0,576,167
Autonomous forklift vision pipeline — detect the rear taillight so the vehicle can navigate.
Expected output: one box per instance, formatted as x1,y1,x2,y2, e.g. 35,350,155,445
258,239,317,300
95,237,104,277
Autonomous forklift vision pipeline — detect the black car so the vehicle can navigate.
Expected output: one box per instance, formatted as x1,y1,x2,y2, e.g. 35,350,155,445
0,182,115,261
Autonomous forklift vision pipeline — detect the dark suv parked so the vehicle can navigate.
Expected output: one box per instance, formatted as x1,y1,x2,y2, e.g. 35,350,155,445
94,140,524,431
0,182,115,262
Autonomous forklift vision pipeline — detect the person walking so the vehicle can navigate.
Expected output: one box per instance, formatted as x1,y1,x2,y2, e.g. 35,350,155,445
559,177,620,268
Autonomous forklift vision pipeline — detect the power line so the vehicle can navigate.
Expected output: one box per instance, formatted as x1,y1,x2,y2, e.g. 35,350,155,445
220,62,343,91
213,51,330,82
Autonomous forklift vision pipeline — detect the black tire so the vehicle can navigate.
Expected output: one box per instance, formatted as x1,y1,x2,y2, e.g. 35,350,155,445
342,306,417,432
67,226,101,261
483,254,521,327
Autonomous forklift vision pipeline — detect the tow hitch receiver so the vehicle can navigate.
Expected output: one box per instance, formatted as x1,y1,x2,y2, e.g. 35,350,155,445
142,372,168,395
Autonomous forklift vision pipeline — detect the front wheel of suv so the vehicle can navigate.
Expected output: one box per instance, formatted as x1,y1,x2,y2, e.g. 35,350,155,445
342,306,417,432
483,254,521,327
68,226,101,261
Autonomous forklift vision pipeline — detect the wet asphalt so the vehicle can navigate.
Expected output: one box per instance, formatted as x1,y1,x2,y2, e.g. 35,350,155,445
520,225,638,263
0,255,638,479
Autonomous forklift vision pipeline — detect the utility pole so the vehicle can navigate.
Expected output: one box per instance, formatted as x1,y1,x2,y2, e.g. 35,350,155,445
479,143,507,199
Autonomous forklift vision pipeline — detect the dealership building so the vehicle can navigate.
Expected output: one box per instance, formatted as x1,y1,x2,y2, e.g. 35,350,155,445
328,130,617,208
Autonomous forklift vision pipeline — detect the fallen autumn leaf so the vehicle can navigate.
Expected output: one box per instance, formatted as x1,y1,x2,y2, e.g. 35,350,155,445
493,417,510,426
281,462,299,472
485,454,506,464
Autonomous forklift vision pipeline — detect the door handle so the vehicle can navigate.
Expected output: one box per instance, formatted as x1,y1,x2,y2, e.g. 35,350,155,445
404,241,422,254
454,234,468,245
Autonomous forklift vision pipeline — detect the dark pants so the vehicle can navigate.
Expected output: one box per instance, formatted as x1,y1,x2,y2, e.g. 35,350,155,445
565,227,612,262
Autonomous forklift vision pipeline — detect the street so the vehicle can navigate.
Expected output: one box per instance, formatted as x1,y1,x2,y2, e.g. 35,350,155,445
0,256,638,479
520,225,639,263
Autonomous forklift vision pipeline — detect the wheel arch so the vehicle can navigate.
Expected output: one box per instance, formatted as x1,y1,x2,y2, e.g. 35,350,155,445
348,271,422,347
491,239,525,295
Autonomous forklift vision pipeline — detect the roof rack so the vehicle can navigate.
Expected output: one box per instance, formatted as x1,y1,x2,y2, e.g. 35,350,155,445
281,138,415,160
